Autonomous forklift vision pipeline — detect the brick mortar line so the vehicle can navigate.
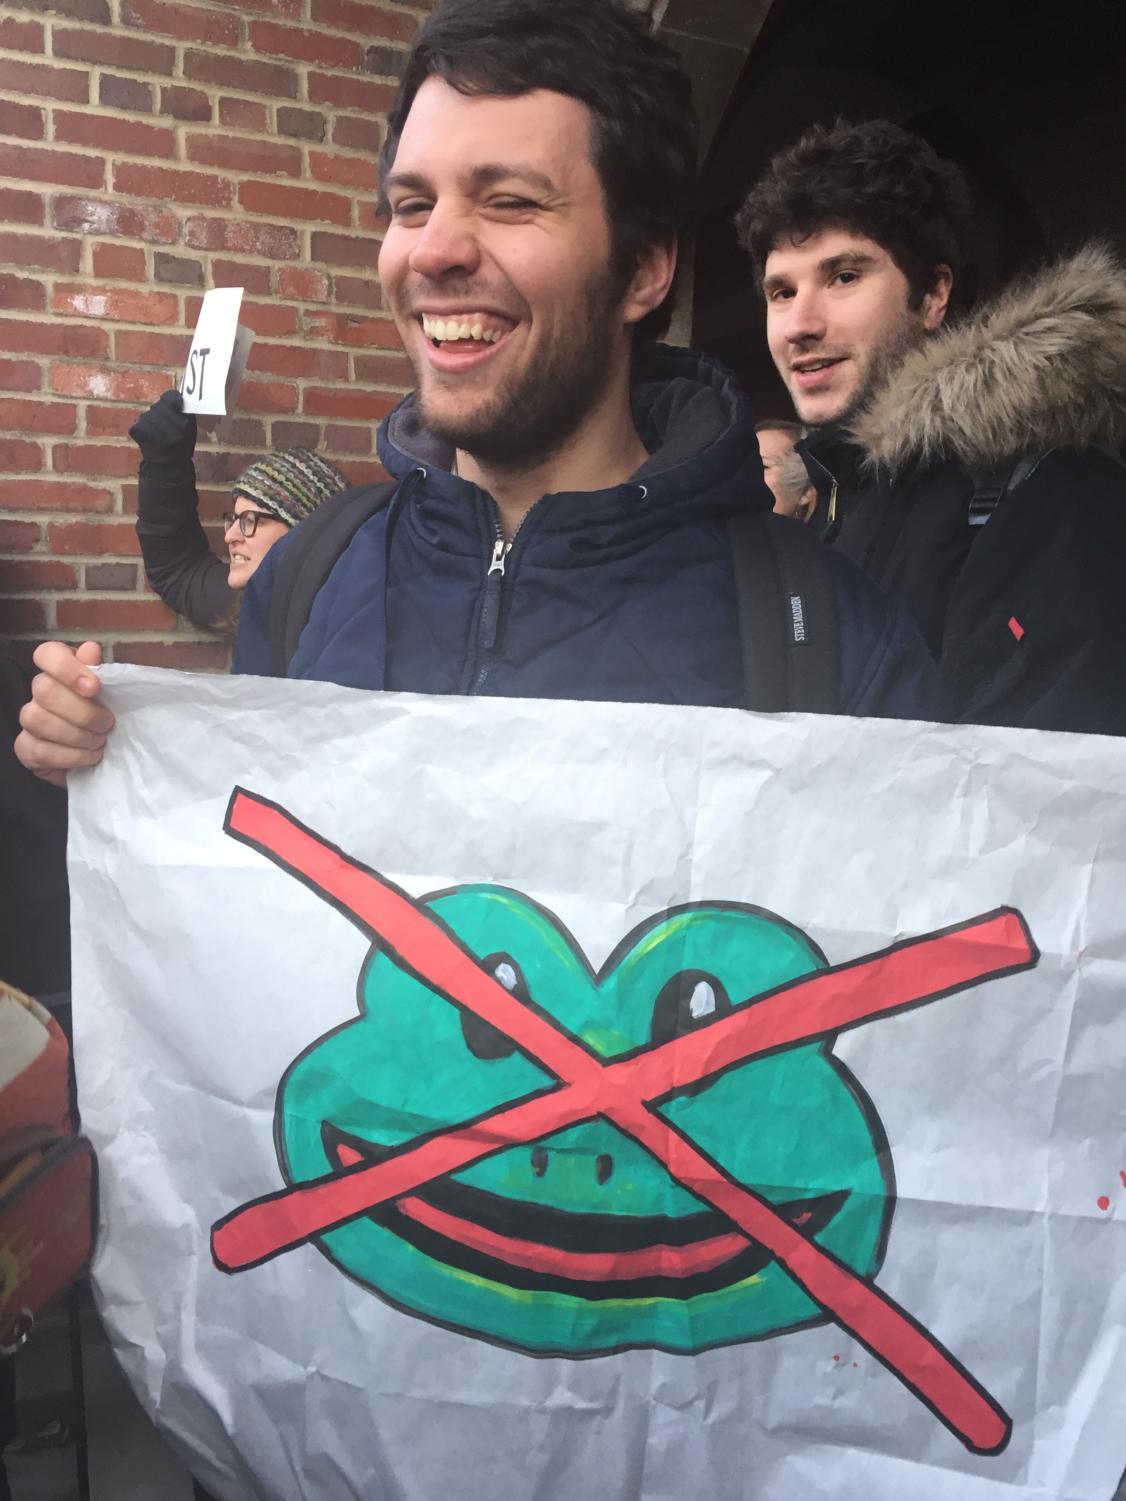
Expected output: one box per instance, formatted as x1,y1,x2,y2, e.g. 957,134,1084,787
33,17,426,49
0,69,399,110
0,311,398,334
2,591,176,601
15,18,423,52
2,265,377,284
0,355,405,381
0,286,392,308
18,367,415,386
36,118,384,168
1,417,400,454
2,258,384,287
104,194,374,233
72,156,372,191
4,374,414,390
11,330,407,354
0,379,412,392
70,405,404,421
0,182,388,239
0,169,384,202
0,549,136,563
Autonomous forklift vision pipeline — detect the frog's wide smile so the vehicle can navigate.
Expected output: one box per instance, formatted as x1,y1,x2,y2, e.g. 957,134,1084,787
323,1122,847,1298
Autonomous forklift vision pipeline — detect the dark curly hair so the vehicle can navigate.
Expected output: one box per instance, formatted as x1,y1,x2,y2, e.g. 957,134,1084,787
736,120,973,308
379,0,697,341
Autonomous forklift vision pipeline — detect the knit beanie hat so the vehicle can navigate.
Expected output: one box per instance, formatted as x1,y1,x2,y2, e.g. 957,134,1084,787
233,448,349,527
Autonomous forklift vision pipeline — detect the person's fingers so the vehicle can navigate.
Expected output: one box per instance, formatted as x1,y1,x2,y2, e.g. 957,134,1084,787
27,671,115,736
74,639,103,669
12,729,103,786
13,727,104,783
15,725,105,766
19,696,110,750
32,639,104,699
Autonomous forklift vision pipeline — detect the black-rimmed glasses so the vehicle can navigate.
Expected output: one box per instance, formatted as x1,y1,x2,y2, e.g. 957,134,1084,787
222,509,279,538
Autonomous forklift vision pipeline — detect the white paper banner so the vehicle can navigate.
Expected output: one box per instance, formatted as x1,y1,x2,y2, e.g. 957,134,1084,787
68,668,1126,1501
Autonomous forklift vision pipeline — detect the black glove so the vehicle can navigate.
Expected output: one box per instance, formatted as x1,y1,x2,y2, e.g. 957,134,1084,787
128,389,197,465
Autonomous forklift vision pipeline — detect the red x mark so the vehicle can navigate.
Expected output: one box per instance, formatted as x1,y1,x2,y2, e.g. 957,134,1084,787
212,789,1038,1456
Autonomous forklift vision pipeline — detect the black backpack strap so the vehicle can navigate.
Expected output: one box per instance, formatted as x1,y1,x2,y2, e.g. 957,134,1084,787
968,455,1039,527
268,481,396,676
727,512,840,714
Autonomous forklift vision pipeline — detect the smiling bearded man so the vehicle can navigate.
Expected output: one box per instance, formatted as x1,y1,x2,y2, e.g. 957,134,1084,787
12,10,949,1498
377,77,641,479
15,2,945,786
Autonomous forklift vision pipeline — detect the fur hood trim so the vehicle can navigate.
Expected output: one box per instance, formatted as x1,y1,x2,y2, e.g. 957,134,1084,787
850,244,1126,473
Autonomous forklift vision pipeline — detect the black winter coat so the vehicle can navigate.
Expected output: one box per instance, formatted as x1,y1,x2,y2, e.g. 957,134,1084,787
800,245,1126,736
135,457,235,631
0,643,69,997
235,345,947,723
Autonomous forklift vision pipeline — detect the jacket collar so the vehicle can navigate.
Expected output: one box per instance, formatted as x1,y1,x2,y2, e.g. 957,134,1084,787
376,343,772,547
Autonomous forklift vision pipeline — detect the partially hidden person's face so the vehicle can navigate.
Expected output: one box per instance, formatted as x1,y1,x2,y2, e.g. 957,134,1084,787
763,228,950,427
756,426,807,516
224,496,289,591
378,78,644,467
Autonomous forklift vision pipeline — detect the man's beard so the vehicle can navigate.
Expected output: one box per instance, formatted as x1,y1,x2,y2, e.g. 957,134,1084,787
805,313,927,431
416,275,622,471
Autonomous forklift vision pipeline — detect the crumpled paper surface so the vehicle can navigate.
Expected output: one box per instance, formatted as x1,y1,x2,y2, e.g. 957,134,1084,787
68,666,1126,1501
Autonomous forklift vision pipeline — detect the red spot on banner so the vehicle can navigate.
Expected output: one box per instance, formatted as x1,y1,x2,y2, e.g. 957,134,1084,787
1097,1196,1110,1212
1008,616,1025,641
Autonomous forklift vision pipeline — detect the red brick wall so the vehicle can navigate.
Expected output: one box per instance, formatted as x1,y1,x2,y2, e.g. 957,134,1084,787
0,0,424,668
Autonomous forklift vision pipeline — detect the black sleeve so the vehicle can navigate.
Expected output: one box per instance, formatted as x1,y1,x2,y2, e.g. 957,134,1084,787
941,448,1126,736
0,643,70,996
135,455,236,631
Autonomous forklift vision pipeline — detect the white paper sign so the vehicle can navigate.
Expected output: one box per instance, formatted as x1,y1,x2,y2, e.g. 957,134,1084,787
179,287,253,416
68,669,1126,1501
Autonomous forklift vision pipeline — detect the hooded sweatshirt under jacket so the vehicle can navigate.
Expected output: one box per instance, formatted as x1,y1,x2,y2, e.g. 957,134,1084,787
234,346,944,721
800,246,1126,736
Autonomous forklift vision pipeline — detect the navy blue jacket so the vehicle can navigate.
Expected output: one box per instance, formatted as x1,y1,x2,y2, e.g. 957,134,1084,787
234,347,945,720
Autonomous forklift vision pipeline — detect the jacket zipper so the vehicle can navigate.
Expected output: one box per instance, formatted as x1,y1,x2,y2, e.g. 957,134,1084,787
469,529,512,693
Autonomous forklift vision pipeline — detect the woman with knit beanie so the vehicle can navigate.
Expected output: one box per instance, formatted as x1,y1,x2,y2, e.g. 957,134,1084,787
130,389,350,631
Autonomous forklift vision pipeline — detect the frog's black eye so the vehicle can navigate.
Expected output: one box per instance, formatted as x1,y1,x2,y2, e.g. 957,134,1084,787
460,952,527,1060
650,970,731,1093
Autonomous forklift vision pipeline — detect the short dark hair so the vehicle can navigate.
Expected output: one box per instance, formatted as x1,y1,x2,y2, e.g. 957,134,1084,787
380,0,697,341
736,120,973,307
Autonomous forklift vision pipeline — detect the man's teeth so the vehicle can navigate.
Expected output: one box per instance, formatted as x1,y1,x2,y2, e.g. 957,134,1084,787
421,314,504,344
799,360,838,372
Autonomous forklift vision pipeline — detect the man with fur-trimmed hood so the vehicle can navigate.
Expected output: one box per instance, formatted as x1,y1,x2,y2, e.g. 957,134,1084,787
738,120,1126,735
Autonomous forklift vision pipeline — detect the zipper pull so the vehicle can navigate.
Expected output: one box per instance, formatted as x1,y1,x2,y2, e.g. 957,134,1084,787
487,538,509,576
828,480,838,524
